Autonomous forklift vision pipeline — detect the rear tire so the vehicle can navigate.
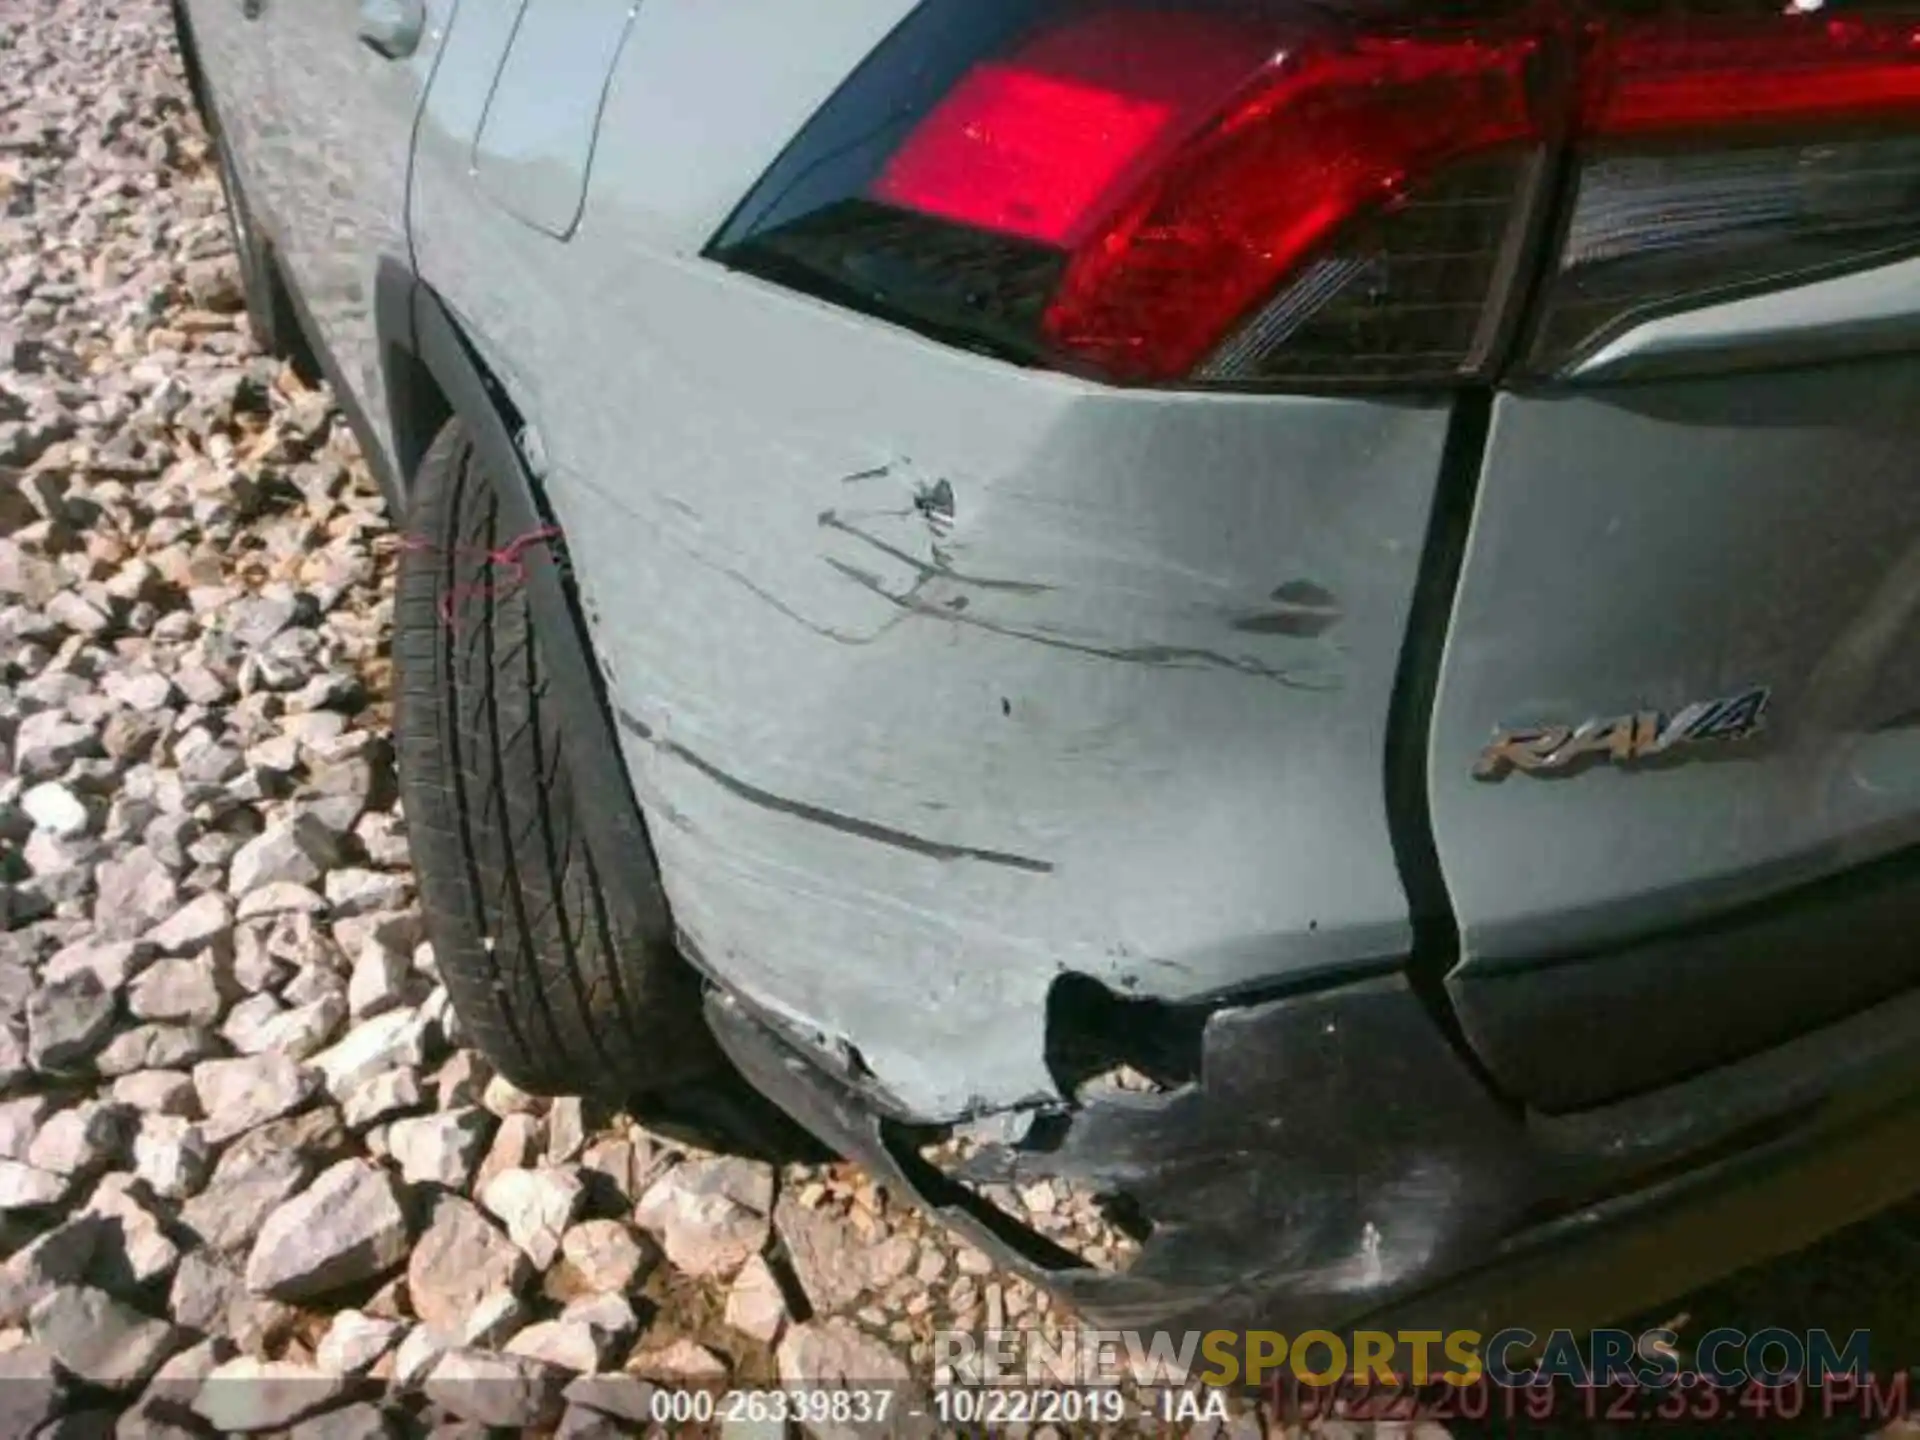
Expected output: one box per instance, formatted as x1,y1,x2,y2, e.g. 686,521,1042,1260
395,417,718,1098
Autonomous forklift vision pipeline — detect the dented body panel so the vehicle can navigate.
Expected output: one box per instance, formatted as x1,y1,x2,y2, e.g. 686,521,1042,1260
405,0,1446,1117
414,189,1444,1117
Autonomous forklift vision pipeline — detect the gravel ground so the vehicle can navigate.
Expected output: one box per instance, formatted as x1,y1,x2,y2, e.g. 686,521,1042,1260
1,1,1916,1436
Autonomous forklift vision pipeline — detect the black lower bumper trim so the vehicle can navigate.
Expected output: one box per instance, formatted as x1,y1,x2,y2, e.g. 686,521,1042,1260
708,966,1920,1333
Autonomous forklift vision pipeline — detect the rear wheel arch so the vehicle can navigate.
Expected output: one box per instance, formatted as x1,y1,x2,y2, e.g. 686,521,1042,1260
389,278,683,967
372,259,451,503
385,278,718,1090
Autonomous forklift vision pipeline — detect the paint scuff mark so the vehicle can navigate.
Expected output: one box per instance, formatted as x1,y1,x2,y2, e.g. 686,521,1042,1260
1233,579,1344,638
1872,706,1920,734
825,559,1340,691
819,508,1054,596
616,709,1055,875
914,478,956,529
697,553,906,648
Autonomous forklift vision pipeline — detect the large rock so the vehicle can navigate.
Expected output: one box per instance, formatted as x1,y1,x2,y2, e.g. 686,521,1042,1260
579,1135,655,1209
26,972,116,1071
94,1022,220,1077
168,1251,298,1355
0,1159,70,1210
340,1066,422,1130
13,715,100,781
392,1324,455,1388
558,1291,638,1346
93,849,180,941
461,1287,531,1348
133,1113,213,1200
178,1111,341,1255
22,781,89,837
111,1068,198,1116
346,939,409,1019
313,1310,403,1376
236,882,328,922
324,869,409,919
191,1054,319,1144
773,1193,869,1315
424,1349,568,1429
775,1321,918,1439
386,1107,491,1191
308,1007,427,1097
192,1358,350,1432
481,1166,585,1270
227,816,338,896
473,1111,544,1196
28,1101,131,1176
505,1319,612,1374
629,1337,729,1383
555,1220,649,1297
634,1157,773,1280
221,993,287,1054
407,1193,532,1333
244,1158,410,1300
116,1339,234,1437
0,1216,102,1325
725,1253,790,1344
0,1342,65,1437
41,939,153,992
129,953,229,1026
29,1285,184,1390
145,892,234,957
81,1174,181,1290
252,994,349,1063
0,1094,54,1159
563,1373,656,1424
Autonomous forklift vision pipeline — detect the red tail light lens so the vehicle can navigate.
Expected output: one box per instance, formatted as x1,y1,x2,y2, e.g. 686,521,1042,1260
1584,13,1920,135
713,0,1920,388
870,11,1275,249
1041,28,1547,380
713,0,1555,387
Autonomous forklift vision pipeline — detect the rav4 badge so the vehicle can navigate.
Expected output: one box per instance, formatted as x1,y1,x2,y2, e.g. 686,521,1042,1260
1473,686,1771,781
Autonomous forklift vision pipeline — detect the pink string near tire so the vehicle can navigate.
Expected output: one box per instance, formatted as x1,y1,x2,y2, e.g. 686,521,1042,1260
399,524,562,630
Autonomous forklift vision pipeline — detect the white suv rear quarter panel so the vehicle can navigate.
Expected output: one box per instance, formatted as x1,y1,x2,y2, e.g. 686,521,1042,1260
411,0,1448,1115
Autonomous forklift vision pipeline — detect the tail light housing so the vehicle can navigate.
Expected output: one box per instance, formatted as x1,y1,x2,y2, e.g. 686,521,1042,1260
711,0,1920,389
1529,7,1920,373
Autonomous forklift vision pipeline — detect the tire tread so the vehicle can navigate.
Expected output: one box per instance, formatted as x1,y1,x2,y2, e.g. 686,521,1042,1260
394,420,710,1095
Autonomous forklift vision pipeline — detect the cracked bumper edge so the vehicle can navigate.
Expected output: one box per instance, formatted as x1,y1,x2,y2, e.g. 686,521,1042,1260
706,972,1920,1336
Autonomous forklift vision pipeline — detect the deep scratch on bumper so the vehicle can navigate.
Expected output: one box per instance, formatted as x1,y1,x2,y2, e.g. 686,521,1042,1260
616,709,1056,873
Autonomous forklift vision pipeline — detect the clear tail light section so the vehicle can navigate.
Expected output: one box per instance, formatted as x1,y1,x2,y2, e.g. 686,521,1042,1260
710,0,1920,389
1528,7,1920,373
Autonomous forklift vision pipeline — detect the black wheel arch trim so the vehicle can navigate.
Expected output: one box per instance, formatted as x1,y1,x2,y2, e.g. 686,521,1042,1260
390,274,681,960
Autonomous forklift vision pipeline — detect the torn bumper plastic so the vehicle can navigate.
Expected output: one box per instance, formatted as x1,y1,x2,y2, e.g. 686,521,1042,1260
706,973,1920,1333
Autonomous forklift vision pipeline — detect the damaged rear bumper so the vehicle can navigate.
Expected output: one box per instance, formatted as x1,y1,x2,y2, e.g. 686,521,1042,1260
706,973,1920,1334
